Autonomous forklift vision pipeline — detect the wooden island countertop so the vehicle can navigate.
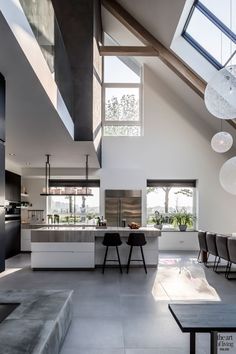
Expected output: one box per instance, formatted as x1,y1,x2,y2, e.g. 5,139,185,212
31,227,161,269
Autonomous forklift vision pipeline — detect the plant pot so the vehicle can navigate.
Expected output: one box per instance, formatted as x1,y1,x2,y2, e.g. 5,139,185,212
179,225,187,231
154,224,163,230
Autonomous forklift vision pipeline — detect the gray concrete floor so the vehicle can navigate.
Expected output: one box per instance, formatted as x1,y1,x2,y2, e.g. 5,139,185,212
1,252,236,354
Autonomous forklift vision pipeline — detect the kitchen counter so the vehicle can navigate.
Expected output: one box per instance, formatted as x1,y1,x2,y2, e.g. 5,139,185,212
31,227,161,269
21,223,96,229
32,226,160,240
21,224,97,251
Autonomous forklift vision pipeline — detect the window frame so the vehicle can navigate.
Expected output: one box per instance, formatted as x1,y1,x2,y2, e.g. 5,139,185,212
182,0,236,70
102,58,143,136
146,180,197,231
46,187,100,224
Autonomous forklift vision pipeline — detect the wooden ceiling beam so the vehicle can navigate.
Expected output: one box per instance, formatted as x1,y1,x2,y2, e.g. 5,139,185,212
102,0,236,130
102,0,205,98
99,45,157,56
226,119,236,129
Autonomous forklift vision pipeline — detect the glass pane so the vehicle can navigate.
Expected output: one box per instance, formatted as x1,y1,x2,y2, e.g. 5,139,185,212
20,0,54,72
200,0,236,34
186,7,236,65
104,56,140,83
47,188,100,224
146,187,195,230
105,87,139,121
104,126,141,136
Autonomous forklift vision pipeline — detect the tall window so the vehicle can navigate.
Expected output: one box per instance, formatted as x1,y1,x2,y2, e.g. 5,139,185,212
182,0,236,69
47,188,100,224
146,180,197,230
103,56,142,136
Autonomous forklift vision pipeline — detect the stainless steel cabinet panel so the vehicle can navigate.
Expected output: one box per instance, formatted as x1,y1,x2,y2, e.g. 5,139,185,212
105,198,119,226
105,190,142,227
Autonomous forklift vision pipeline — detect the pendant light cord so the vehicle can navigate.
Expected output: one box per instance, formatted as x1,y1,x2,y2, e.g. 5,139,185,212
85,154,89,194
45,154,51,194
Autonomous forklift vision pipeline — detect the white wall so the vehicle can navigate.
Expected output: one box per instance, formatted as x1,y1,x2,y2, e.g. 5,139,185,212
21,178,46,222
5,158,22,175
101,65,236,236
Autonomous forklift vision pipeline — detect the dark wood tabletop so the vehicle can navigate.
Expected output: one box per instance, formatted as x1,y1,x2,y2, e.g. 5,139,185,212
169,304,236,333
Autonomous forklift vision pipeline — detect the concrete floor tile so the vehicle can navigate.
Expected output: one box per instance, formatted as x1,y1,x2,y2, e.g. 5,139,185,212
61,348,125,354
72,294,122,318
61,317,124,350
123,314,189,349
125,349,196,354
121,295,170,317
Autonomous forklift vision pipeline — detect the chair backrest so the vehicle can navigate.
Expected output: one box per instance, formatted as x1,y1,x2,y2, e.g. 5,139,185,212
102,233,122,246
206,232,218,256
127,233,147,246
216,234,229,261
227,237,236,263
198,231,207,252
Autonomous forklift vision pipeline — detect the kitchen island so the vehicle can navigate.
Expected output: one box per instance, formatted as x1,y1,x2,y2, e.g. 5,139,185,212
21,223,97,252
31,227,161,269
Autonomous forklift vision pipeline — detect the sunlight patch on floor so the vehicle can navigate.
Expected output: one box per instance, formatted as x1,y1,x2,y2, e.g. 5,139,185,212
0,268,22,279
151,281,170,300
152,257,221,301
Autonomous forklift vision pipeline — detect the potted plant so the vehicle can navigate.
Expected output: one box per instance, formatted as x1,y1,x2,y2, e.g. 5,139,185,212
172,210,195,231
153,210,164,230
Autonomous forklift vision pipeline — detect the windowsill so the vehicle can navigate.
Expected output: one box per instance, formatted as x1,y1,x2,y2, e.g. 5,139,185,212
147,225,197,232
161,230,197,233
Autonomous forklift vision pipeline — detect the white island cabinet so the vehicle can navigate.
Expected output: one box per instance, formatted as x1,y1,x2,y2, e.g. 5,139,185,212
21,225,45,251
31,227,161,269
31,227,95,269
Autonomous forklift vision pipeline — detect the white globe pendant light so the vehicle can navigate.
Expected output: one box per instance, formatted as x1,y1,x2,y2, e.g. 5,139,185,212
211,131,233,153
219,157,236,195
205,65,236,119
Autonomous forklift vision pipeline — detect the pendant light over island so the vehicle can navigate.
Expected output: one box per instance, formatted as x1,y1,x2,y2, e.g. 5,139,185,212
40,154,93,196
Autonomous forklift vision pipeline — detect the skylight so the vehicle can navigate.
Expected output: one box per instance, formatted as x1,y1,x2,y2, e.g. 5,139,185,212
182,0,236,69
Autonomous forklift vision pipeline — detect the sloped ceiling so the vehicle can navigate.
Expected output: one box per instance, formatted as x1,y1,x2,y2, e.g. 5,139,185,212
116,0,187,47
101,1,236,143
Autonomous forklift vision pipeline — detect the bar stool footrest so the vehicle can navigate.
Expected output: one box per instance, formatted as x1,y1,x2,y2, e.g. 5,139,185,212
129,259,144,262
105,259,120,262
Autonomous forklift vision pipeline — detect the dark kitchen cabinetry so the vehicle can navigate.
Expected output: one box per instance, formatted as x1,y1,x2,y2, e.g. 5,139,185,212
0,143,5,207
5,171,21,202
0,205,4,270
0,74,5,142
0,144,5,270
0,74,5,272
5,219,20,259
5,171,21,259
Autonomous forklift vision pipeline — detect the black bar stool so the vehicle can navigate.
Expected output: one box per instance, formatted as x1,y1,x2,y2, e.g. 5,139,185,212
102,233,122,273
126,233,147,274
